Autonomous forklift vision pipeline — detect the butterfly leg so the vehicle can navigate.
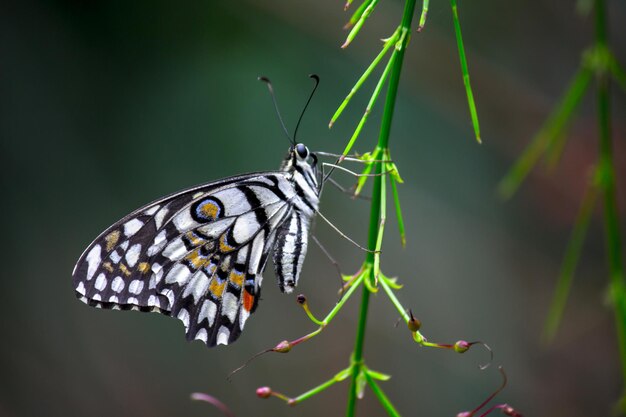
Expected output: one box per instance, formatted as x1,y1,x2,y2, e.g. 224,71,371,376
321,162,390,178
311,234,344,288
325,176,372,201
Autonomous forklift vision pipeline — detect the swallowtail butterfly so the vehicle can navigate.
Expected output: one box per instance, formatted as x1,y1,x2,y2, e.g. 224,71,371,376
72,142,320,347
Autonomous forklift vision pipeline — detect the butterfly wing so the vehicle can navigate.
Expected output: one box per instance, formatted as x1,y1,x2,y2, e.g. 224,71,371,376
72,172,297,346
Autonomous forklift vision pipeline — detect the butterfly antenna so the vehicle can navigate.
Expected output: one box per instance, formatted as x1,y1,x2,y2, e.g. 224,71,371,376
258,76,294,146
293,74,320,142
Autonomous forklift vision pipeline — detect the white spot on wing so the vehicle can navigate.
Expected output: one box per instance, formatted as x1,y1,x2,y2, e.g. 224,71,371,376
94,273,107,291
182,271,211,302
199,300,217,327
232,211,261,244
110,250,122,264
125,244,142,267
248,230,265,274
195,328,208,343
239,309,250,330
164,264,191,285
172,210,198,233
147,230,168,256
144,205,160,216
127,297,139,305
123,219,144,237
109,295,119,303
222,292,239,323
162,237,187,261
76,281,86,295
85,245,102,281
177,308,190,329
111,276,125,293
216,326,230,346
212,188,250,216
196,217,235,239
92,293,102,301
148,295,160,308
154,206,169,229
129,280,144,295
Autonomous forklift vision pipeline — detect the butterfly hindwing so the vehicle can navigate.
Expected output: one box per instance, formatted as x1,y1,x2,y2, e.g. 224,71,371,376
73,172,297,346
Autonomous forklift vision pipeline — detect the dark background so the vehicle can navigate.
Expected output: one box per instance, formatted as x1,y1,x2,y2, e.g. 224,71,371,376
2,1,626,416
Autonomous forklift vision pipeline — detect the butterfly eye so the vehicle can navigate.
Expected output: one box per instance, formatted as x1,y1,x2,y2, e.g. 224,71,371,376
295,143,308,159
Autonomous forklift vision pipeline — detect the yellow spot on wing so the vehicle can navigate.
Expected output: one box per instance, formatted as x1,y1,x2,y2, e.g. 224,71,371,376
119,263,132,277
105,230,120,252
185,231,205,247
138,262,151,273
184,248,207,269
103,262,114,272
219,235,234,253
229,270,244,288
198,200,219,220
209,279,226,298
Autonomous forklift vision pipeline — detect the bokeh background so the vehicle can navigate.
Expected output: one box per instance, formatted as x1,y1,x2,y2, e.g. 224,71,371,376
2,0,626,416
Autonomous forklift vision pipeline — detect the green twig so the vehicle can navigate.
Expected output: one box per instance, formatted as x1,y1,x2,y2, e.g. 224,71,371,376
450,0,481,143
364,370,402,417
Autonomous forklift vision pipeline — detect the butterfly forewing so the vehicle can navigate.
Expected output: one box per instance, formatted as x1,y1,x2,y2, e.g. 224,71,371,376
73,172,298,346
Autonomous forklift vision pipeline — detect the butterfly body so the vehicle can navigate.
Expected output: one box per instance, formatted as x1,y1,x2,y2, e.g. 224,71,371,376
73,143,320,347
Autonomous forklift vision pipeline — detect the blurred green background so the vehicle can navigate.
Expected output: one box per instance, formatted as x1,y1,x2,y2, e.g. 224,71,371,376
2,0,626,416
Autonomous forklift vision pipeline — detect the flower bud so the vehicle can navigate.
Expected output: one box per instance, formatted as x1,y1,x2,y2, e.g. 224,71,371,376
407,310,421,332
456,412,472,417
273,340,292,353
501,405,522,417
256,387,272,399
454,340,470,353
296,294,307,305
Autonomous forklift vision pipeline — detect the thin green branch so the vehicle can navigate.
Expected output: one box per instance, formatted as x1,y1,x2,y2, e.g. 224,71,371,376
342,51,398,157
364,370,402,417
450,0,481,143
330,29,399,129
542,180,598,343
343,0,381,48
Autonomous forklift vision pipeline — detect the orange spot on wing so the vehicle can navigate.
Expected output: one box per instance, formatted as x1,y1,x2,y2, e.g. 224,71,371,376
243,290,254,312
137,262,151,273
119,263,132,277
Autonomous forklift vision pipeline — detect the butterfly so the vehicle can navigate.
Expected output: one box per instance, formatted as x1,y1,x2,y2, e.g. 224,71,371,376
72,142,321,347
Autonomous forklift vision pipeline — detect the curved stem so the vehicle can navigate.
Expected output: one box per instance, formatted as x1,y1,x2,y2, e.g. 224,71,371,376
345,0,417,416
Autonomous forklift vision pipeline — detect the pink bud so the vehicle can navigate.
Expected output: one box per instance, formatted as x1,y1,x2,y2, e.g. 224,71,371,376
273,340,292,353
454,340,470,353
296,294,307,305
501,405,522,417
456,412,473,417
256,387,272,399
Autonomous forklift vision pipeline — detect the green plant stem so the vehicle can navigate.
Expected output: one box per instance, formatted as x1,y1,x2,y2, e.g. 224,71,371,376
364,370,401,417
595,0,626,404
345,0,416,416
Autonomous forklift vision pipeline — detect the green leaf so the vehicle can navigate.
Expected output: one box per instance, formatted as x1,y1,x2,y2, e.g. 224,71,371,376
355,369,367,400
366,369,391,381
